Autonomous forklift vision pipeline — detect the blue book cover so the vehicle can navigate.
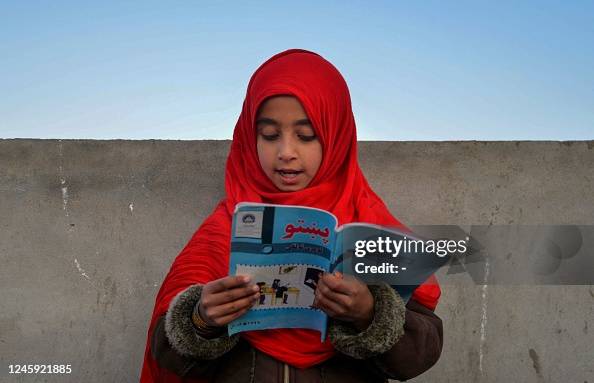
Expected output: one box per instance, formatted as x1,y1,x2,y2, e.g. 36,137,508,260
228,202,448,340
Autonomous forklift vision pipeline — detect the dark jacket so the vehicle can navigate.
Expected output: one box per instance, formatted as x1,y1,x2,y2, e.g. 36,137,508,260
151,283,443,382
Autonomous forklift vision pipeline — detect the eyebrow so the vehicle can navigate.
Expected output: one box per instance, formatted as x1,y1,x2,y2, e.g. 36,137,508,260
294,118,312,126
255,117,313,127
255,117,278,127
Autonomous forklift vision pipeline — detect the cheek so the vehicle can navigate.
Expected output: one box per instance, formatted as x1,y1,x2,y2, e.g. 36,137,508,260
257,141,274,171
308,142,323,175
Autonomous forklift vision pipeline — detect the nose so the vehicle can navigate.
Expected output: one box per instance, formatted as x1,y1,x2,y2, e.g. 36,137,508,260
277,136,298,161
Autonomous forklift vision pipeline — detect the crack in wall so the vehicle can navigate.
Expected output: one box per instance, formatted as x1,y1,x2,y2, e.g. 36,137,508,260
479,258,490,374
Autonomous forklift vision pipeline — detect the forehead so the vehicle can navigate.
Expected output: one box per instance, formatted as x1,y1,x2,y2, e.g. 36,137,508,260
256,96,307,117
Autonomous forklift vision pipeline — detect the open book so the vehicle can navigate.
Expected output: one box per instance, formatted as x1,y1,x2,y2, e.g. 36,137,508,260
227,202,449,339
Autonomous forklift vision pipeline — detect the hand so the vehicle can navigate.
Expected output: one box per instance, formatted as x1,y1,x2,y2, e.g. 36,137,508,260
313,272,374,331
198,275,260,327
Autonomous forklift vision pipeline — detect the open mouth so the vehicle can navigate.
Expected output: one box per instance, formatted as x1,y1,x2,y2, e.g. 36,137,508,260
276,169,303,179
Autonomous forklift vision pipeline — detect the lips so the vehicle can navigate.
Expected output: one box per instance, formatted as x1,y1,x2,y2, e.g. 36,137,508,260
277,169,302,176
276,169,303,183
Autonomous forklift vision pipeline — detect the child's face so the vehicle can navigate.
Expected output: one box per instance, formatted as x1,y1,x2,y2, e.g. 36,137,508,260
256,96,323,192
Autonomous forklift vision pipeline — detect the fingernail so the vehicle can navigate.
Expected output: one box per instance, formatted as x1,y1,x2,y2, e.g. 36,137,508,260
242,276,251,283
252,285,260,292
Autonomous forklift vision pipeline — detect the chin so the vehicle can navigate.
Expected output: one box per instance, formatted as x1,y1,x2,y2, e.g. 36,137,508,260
276,184,302,192
273,181,308,192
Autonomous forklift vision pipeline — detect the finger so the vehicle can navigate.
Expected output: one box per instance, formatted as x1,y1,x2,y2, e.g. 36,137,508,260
312,293,332,315
311,297,318,309
205,283,260,307
212,305,253,327
320,273,349,293
315,294,347,318
321,273,356,295
312,295,323,309
207,275,252,293
208,292,260,319
316,283,352,310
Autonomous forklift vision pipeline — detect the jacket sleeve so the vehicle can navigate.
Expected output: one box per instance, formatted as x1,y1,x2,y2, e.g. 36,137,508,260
151,284,240,378
328,283,443,381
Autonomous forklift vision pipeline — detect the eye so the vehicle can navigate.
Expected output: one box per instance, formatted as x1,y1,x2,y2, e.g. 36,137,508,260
296,126,317,142
298,134,317,142
257,125,279,141
261,133,279,141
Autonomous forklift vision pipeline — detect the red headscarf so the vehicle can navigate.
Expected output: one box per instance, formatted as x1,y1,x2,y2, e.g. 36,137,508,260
140,49,440,382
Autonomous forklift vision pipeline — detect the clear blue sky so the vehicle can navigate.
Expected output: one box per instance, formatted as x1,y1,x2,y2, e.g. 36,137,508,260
2,1,593,140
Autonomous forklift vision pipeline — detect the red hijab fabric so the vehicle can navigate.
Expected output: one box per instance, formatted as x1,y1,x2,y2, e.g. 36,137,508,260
140,49,441,382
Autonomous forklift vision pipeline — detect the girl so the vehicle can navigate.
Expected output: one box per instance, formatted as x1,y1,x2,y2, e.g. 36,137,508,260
140,49,442,383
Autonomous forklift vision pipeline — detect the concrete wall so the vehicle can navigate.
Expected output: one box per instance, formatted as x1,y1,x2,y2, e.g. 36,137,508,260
1,139,593,382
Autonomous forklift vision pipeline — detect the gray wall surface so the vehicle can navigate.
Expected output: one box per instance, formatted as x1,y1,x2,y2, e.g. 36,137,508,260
1,139,593,382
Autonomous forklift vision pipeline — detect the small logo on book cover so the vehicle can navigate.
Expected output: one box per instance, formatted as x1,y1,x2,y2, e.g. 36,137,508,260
235,211,263,238
242,214,256,224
